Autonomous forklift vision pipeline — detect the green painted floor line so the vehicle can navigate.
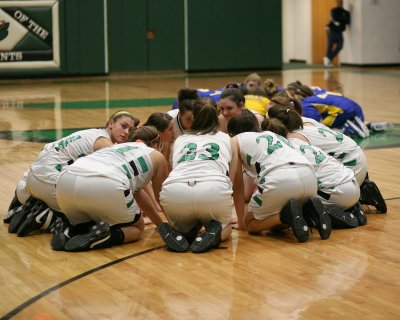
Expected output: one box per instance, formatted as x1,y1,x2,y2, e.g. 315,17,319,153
23,97,176,109
0,128,79,143
1,125,400,150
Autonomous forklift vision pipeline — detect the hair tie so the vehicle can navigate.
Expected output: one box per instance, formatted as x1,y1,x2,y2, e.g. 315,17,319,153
286,109,290,113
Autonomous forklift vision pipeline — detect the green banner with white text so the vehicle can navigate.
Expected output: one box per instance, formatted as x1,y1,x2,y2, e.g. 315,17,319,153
0,0,59,70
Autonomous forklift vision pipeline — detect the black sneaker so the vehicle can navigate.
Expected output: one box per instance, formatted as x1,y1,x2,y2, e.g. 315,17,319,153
3,193,23,223
50,217,71,251
65,220,111,252
279,199,309,243
327,207,359,229
8,197,38,233
360,179,387,213
346,202,367,226
4,204,24,224
158,222,189,252
303,197,332,240
191,220,222,253
17,201,54,237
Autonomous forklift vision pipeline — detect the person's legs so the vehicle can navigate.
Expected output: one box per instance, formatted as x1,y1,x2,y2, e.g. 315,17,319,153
327,206,359,229
330,33,344,60
63,214,144,252
345,202,367,226
64,220,111,252
161,180,233,234
120,216,145,243
245,202,310,243
56,172,94,225
302,197,332,240
26,172,60,211
158,222,190,252
160,181,200,234
243,172,257,202
247,166,317,222
15,170,31,204
221,224,232,242
326,31,336,61
347,149,368,186
319,178,360,210
191,219,223,253
245,166,317,242
159,182,199,252
57,174,144,251
329,111,353,129
244,211,281,233
163,179,233,253
13,172,59,236
359,178,387,213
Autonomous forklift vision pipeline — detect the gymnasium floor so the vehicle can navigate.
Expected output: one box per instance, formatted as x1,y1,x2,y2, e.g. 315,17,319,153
0,66,399,319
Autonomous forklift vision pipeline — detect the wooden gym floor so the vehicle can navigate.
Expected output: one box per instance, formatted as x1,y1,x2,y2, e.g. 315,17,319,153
0,66,399,319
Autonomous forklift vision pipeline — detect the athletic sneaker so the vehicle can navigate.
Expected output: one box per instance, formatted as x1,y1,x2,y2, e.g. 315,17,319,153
3,193,23,223
17,200,54,237
367,122,394,132
323,57,333,68
50,216,71,251
327,207,359,229
64,220,111,252
279,199,309,243
191,220,222,253
343,118,369,138
360,179,387,213
303,197,332,240
8,197,38,233
342,121,362,138
353,116,370,138
158,222,189,252
4,204,24,224
345,202,367,226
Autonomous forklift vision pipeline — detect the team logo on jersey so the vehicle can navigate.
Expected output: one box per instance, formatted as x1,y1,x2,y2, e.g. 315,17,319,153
0,20,9,41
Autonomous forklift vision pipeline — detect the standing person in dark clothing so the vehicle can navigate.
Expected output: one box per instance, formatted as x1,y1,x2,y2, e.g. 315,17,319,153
324,0,351,67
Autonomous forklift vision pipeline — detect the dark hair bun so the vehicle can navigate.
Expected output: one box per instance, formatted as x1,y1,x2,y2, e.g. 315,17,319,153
225,83,239,89
178,88,199,101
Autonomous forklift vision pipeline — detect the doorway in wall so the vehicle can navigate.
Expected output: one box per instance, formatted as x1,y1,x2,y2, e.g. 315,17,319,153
312,0,338,65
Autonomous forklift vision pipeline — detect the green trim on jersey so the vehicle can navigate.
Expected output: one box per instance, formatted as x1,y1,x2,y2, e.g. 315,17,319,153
252,194,263,207
127,198,135,209
137,157,149,173
122,164,132,179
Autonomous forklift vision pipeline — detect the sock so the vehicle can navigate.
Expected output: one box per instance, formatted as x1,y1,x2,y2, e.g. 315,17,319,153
107,227,125,246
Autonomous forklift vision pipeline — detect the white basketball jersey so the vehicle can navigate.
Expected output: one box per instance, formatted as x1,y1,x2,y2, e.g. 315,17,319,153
65,142,154,192
236,131,312,183
167,109,179,118
302,116,327,128
294,126,362,166
290,138,355,188
168,109,186,138
166,131,232,184
30,128,111,184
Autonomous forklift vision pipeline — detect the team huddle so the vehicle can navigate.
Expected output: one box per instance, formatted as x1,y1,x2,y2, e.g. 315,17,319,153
4,74,389,253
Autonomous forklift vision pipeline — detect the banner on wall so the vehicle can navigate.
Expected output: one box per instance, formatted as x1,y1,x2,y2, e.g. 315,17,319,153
0,0,59,70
